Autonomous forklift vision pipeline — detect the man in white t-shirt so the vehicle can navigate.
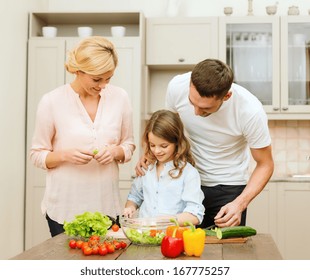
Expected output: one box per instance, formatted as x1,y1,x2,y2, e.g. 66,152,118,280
136,59,274,228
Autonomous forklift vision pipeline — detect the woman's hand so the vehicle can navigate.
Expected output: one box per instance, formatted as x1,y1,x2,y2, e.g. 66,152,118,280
46,149,93,168
93,146,115,165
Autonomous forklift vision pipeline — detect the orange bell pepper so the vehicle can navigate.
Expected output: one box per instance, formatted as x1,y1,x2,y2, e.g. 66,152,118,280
166,218,189,239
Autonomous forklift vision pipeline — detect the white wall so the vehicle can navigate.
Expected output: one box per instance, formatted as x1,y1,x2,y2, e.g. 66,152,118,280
47,0,310,17
0,0,48,260
1,0,309,259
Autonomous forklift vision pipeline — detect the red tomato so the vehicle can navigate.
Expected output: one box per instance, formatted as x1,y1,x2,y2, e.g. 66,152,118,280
83,246,93,256
98,246,108,256
111,224,119,232
76,240,84,249
69,239,77,249
107,244,115,254
113,240,121,250
89,235,100,241
81,241,89,251
92,246,99,255
120,241,127,249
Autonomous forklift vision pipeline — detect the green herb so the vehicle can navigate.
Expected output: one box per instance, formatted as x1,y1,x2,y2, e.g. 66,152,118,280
63,211,112,238
93,149,99,155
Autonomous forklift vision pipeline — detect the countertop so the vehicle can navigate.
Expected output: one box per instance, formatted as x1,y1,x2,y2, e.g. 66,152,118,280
270,175,310,182
11,233,282,260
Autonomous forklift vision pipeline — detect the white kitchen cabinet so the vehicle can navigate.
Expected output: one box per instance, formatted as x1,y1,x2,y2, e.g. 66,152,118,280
25,12,145,249
247,181,310,259
277,182,310,259
146,17,218,65
246,182,278,242
219,16,310,120
145,17,218,116
280,16,310,116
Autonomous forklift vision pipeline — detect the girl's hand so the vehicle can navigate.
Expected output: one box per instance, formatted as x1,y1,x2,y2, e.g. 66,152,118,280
123,207,136,218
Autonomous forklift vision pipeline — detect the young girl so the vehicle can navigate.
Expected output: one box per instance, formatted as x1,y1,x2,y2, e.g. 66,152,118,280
123,110,204,225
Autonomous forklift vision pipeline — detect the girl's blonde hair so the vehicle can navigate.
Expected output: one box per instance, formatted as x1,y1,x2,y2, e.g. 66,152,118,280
65,36,118,75
143,110,195,179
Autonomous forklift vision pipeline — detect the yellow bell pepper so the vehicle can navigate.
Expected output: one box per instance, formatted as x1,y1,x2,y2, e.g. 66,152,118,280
183,221,205,257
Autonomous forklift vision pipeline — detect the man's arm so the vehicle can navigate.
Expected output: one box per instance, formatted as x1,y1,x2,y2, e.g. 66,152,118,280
214,145,274,227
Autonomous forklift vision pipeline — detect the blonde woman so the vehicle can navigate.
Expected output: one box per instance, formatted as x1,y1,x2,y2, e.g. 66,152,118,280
124,110,204,225
30,36,135,236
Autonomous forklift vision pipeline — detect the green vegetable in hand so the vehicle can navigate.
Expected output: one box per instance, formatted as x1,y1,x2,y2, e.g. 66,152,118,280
93,149,99,155
63,211,112,238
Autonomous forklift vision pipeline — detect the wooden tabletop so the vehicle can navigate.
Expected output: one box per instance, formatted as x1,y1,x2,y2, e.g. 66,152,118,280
11,233,282,260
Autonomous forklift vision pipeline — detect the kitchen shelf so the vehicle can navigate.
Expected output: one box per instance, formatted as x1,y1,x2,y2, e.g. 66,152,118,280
29,11,142,38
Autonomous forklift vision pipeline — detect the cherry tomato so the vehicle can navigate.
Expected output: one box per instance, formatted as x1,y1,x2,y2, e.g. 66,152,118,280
89,235,100,241
120,241,127,249
98,245,108,256
83,246,93,256
107,244,115,254
92,246,99,255
113,240,121,250
81,241,89,251
111,224,119,232
68,239,77,249
76,240,84,249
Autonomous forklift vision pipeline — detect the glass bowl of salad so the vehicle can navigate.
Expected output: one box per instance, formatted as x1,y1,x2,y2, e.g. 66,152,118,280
120,216,176,246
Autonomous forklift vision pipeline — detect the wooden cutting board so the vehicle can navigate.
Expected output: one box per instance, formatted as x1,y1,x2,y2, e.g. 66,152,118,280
205,236,248,244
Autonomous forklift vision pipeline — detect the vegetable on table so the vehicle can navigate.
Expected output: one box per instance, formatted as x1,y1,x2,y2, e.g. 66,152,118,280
165,218,189,239
216,226,257,239
63,211,112,238
161,228,184,258
183,221,205,257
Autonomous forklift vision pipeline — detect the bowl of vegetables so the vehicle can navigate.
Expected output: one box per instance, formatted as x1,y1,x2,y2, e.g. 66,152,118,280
120,216,175,246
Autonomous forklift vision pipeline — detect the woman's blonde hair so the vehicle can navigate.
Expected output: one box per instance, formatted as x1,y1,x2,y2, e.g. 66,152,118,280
65,36,118,75
143,110,195,179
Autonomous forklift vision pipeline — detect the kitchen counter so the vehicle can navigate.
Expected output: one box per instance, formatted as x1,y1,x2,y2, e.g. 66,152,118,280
270,176,310,182
11,233,282,260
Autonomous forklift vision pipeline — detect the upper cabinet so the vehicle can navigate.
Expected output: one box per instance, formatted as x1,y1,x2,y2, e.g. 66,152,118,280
219,16,310,119
145,17,218,116
146,17,218,66
280,16,310,115
219,16,280,115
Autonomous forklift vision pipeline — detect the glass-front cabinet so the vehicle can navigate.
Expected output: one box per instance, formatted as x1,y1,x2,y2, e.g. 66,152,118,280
219,16,280,115
281,16,310,115
219,16,310,119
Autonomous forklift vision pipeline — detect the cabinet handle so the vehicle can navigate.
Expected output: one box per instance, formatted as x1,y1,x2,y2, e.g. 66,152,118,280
282,107,288,111
178,58,185,63
273,107,279,111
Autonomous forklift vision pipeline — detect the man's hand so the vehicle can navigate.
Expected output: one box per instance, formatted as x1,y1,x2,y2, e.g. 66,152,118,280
214,201,243,227
135,155,151,176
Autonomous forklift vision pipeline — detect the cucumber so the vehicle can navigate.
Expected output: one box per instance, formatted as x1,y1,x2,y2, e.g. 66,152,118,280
216,226,256,239
203,229,217,236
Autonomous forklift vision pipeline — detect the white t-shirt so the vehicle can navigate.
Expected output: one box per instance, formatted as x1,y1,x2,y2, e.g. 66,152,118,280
166,72,271,187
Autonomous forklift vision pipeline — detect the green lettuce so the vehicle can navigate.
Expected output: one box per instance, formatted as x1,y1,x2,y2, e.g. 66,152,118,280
63,211,112,238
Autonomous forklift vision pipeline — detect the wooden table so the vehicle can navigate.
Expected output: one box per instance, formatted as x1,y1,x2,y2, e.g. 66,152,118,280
11,233,282,260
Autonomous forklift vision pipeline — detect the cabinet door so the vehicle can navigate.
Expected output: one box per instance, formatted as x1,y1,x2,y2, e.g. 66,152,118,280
147,17,218,65
246,183,277,242
26,39,66,249
109,37,142,181
219,16,280,114
277,182,310,259
280,16,310,114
